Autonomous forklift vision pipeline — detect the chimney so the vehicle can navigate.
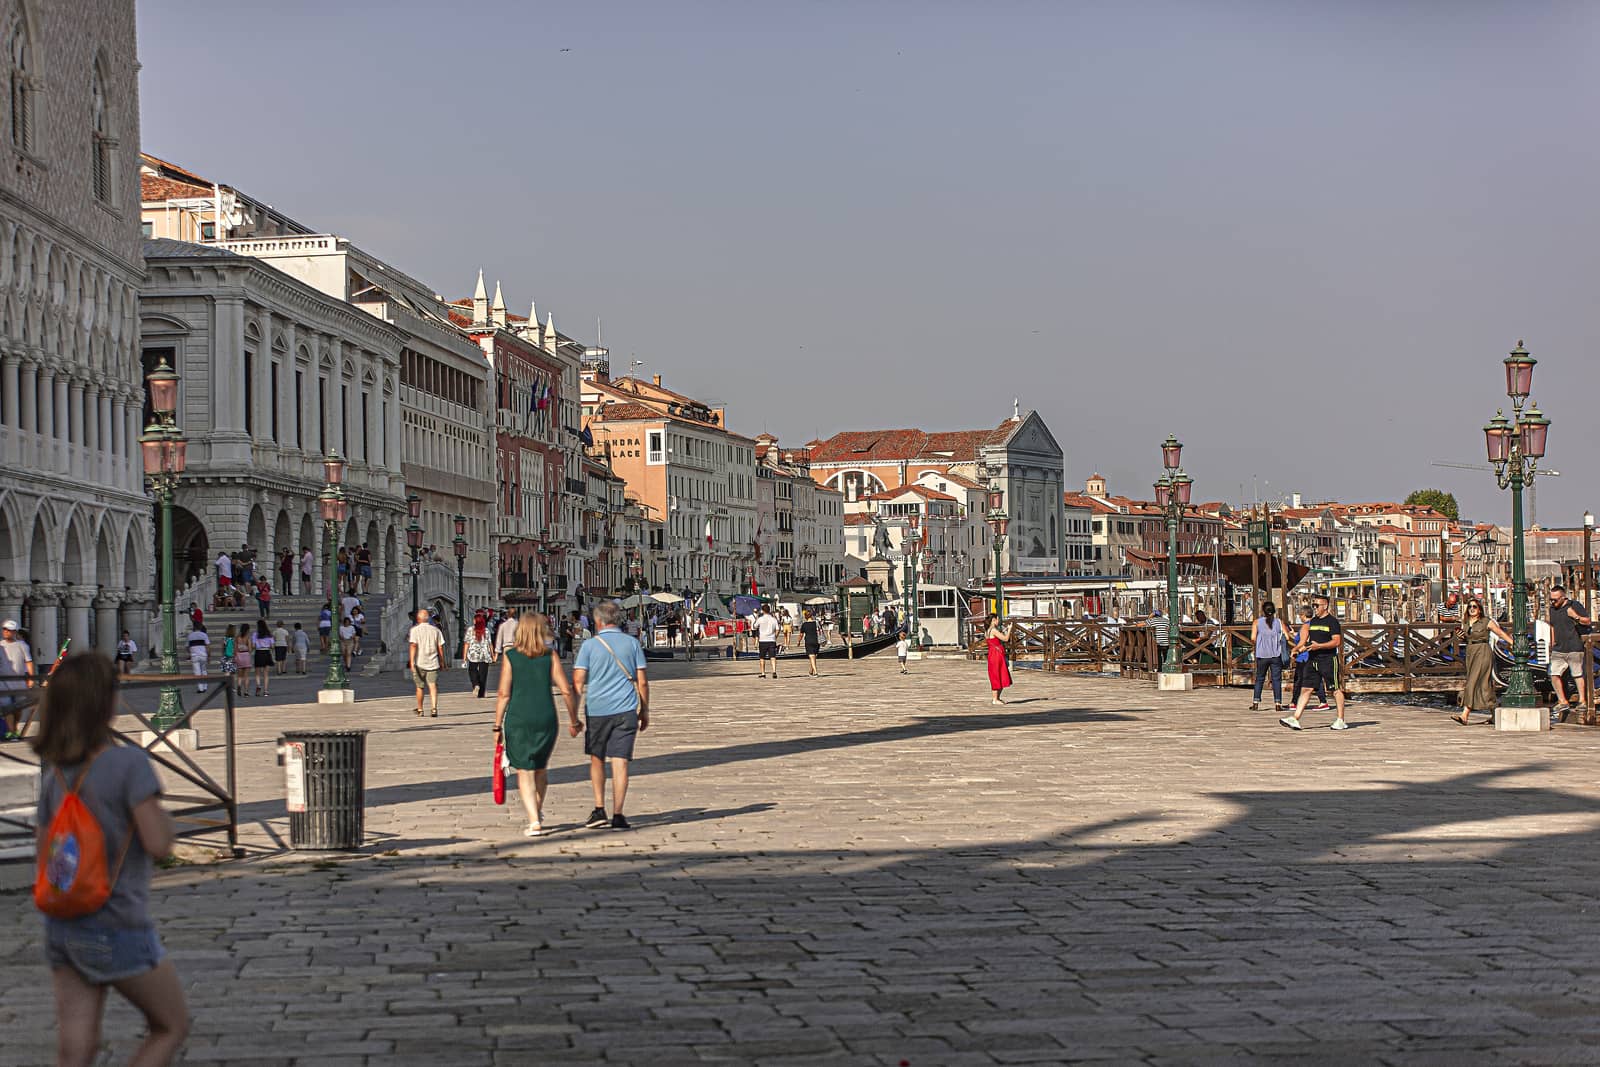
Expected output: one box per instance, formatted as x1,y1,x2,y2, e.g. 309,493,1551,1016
471,270,488,325
653,374,662,387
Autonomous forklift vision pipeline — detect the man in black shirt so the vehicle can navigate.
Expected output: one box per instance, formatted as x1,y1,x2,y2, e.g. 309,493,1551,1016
1548,584,1592,723
1281,594,1348,731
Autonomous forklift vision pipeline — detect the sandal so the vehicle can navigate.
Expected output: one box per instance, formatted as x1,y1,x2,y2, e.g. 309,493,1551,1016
430,708,438,718
523,824,543,837
1452,715,1470,726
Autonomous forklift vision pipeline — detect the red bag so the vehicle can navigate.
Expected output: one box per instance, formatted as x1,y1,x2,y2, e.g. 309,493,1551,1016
35,753,131,919
492,739,506,805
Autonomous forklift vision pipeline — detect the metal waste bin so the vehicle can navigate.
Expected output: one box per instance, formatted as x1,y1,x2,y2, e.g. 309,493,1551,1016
279,729,367,850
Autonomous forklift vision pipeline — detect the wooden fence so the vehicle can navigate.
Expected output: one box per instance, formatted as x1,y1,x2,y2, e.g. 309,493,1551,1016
970,620,1600,706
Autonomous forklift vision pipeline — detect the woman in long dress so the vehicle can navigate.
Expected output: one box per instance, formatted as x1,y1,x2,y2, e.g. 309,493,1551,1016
493,613,579,836
985,614,1013,705
1455,597,1510,725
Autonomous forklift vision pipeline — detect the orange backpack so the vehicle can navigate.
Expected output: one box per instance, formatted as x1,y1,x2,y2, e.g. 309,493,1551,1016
34,752,131,919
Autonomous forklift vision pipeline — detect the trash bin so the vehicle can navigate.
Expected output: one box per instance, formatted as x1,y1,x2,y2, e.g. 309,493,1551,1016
279,729,367,850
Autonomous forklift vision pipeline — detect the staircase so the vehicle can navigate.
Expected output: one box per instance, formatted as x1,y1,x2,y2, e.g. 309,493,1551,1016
164,593,395,669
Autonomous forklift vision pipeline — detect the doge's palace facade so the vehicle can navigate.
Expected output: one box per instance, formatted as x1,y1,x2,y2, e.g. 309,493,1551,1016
0,0,151,656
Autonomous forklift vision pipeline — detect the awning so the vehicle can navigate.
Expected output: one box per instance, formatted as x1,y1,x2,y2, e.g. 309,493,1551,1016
1173,550,1310,592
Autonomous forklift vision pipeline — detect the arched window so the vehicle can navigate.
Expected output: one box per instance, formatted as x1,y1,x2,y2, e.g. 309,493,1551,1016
7,9,32,153
91,59,113,202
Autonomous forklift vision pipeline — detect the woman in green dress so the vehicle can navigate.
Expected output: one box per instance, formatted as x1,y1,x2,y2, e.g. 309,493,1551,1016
1455,597,1510,726
493,613,579,835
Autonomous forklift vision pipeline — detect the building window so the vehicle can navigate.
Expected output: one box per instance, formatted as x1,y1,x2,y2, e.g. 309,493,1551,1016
242,352,253,437
647,430,663,464
90,59,114,204
269,362,279,441
294,370,304,446
200,222,216,241
7,11,32,154
140,221,152,238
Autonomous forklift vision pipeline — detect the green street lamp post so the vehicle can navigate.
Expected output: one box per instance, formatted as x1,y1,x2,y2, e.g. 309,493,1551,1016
1484,341,1551,727
139,357,186,727
906,513,922,644
453,514,469,647
405,492,423,619
630,550,645,632
986,483,1008,620
1154,434,1194,677
318,452,350,698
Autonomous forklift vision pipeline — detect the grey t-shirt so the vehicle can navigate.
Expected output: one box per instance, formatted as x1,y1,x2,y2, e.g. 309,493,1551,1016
38,745,162,928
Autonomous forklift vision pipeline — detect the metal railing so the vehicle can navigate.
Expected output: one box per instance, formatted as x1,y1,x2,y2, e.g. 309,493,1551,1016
0,674,240,856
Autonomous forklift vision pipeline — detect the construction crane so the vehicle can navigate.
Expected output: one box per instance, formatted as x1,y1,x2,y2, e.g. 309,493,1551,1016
1432,461,1560,528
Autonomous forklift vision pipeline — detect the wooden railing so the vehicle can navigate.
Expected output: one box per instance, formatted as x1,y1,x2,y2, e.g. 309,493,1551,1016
966,620,1600,697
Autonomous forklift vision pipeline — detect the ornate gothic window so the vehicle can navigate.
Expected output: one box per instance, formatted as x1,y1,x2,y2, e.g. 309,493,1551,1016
7,10,33,153
92,59,114,202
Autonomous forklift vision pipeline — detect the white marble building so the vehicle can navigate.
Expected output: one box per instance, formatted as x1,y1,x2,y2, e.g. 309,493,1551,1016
0,0,152,656
139,239,407,598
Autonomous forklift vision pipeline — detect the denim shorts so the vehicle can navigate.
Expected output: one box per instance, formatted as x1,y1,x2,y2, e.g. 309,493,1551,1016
45,921,165,985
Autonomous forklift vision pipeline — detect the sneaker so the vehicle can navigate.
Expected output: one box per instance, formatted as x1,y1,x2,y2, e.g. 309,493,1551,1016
1248,702,1260,711
610,813,631,832
1279,716,1302,731
585,807,609,828
1556,704,1573,722
1329,719,1349,731
1315,703,1331,711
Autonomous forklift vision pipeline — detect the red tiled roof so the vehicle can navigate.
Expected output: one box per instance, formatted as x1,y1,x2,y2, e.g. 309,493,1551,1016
1062,492,1119,515
141,174,209,202
141,152,211,184
810,417,1017,466
920,429,991,462
590,402,663,422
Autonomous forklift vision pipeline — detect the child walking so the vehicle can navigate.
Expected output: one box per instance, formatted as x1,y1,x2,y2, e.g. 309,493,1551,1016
33,653,189,1064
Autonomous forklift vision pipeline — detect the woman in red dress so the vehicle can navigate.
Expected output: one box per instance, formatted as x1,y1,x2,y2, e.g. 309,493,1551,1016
985,614,1013,704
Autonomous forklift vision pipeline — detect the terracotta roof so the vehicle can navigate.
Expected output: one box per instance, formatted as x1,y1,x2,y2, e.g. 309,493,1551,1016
810,417,1018,466
141,152,212,184
141,174,210,202
920,429,992,462
1062,492,1119,515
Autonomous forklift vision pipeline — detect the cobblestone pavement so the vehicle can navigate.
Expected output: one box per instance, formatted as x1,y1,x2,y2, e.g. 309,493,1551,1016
7,654,1600,1064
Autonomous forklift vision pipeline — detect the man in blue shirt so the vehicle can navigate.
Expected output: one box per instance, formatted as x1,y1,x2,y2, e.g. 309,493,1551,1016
573,600,650,831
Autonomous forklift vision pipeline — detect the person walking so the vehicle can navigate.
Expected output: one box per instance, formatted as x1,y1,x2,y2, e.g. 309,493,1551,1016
233,624,251,686
896,631,911,674
220,626,239,698
408,608,445,718
985,614,1013,705
114,631,137,678
356,542,373,594
249,620,274,697
800,609,821,676
215,549,233,604
338,616,356,673
350,606,365,658
254,579,271,621
317,602,333,654
1248,602,1288,711
1455,598,1511,725
493,613,580,837
335,547,350,596
1281,594,1349,730
570,615,591,661
755,605,781,679
1547,584,1592,725
185,624,209,693
462,610,494,698
2,619,36,741
291,623,310,675
278,549,293,597
271,620,290,677
299,545,314,595
494,606,518,665
1286,604,1327,711
33,654,189,1066
572,600,649,831
1147,608,1171,670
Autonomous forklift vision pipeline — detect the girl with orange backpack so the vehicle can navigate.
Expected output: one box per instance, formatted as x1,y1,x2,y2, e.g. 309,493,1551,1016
32,653,188,1064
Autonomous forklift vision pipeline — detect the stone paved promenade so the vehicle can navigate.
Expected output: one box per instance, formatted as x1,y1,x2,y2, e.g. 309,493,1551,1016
7,654,1600,1064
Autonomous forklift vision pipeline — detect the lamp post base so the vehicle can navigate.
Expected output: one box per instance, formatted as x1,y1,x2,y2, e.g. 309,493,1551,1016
140,728,198,752
317,688,357,705
1493,705,1549,732
1158,671,1195,692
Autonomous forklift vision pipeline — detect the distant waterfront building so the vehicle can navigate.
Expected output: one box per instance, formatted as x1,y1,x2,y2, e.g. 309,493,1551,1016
0,0,151,656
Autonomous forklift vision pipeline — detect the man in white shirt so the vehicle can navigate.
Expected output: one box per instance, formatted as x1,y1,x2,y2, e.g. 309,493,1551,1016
755,606,782,679
408,608,446,718
216,551,234,604
340,593,361,628
0,619,34,740
494,606,519,661
299,547,315,594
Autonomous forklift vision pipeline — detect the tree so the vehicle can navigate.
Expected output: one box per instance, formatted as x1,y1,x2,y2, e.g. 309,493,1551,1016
1405,488,1459,522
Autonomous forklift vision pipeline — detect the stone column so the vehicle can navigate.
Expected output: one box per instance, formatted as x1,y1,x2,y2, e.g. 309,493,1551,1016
0,352,17,436
65,585,95,654
16,356,33,432
53,373,68,473
121,593,157,665
0,581,26,631
35,364,53,465
93,592,123,656
96,388,111,484
29,583,65,657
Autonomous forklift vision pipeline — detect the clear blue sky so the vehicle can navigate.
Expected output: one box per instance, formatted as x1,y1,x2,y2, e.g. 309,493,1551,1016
137,1,1599,525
